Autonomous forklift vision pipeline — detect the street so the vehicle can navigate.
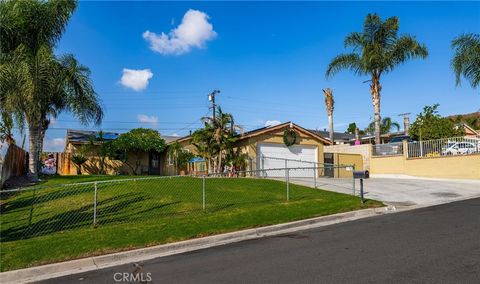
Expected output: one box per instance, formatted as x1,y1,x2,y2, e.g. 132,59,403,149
41,197,480,284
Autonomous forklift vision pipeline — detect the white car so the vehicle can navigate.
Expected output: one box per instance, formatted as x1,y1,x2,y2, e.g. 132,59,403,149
442,142,478,156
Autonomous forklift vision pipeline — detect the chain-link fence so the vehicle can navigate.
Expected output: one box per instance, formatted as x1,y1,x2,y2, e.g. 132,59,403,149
0,166,360,243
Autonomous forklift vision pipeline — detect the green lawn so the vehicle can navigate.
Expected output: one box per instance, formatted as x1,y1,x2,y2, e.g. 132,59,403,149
0,175,382,272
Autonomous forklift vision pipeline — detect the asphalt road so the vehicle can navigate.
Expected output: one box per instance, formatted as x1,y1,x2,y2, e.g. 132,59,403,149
41,198,480,284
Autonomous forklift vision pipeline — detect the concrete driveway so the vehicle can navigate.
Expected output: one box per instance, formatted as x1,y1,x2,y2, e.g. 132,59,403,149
287,176,480,206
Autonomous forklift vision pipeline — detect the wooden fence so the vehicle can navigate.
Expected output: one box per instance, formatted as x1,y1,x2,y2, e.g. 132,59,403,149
0,143,27,188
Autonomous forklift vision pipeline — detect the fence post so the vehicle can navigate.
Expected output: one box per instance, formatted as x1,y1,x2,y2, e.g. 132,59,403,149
261,155,265,178
286,168,290,201
352,169,356,196
313,166,316,189
93,182,98,225
360,178,365,204
202,175,206,210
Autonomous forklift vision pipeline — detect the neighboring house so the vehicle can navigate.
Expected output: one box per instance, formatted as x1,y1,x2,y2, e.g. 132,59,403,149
163,122,332,177
455,122,479,137
62,129,178,175
356,131,406,144
309,130,355,145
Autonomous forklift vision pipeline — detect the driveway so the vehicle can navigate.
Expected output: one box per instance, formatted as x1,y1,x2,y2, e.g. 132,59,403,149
287,176,480,206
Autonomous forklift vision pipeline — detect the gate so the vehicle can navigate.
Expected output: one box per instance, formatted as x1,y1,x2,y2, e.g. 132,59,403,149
323,153,334,177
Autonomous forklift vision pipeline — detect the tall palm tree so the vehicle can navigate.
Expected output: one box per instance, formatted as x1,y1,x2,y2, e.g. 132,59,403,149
0,0,103,180
365,117,401,135
322,88,335,144
326,13,428,144
451,33,480,90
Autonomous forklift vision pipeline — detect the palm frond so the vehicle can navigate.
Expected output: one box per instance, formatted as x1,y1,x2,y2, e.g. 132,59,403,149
451,33,480,88
386,35,428,71
326,53,364,78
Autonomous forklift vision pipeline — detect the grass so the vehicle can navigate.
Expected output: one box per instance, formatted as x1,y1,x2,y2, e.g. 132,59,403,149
0,175,383,272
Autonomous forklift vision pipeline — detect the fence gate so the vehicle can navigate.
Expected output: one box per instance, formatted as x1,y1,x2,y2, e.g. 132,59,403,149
323,153,334,177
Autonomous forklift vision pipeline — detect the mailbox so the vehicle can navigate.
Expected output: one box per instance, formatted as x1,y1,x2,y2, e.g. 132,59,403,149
353,170,369,179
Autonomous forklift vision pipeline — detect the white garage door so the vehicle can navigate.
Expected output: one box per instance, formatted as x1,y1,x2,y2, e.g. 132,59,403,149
257,143,318,177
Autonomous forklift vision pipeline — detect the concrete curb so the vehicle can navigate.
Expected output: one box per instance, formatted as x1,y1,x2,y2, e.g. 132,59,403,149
1,207,388,284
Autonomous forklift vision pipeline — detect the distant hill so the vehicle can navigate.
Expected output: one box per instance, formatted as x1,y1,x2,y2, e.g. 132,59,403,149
447,112,480,130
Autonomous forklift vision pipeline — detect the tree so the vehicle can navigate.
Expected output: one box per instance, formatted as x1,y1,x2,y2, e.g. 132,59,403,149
111,128,166,175
87,131,112,175
225,147,248,173
451,33,480,89
167,141,194,175
365,117,401,135
191,123,216,173
345,122,366,136
0,0,103,180
0,112,14,143
410,104,464,140
326,13,428,144
322,88,335,144
199,107,239,173
192,107,241,173
71,145,88,175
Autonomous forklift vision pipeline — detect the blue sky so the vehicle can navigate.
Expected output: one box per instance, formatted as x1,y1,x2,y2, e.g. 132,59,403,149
36,1,479,151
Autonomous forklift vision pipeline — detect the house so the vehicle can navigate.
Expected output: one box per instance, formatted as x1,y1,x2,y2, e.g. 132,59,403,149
162,122,332,177
455,122,479,137
309,130,355,145
62,129,178,175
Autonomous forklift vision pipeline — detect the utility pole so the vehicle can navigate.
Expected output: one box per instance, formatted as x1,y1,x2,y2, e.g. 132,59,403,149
208,90,220,121
398,113,411,135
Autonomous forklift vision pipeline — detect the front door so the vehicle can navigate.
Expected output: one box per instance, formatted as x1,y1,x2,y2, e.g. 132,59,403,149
148,151,160,175
323,153,334,177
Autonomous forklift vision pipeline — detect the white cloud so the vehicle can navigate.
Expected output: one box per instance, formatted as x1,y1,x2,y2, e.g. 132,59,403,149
43,138,65,152
264,120,281,127
120,69,153,91
137,114,159,125
171,133,180,137
143,9,217,55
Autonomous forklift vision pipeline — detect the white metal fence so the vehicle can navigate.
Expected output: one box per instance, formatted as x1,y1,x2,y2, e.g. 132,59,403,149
407,136,480,158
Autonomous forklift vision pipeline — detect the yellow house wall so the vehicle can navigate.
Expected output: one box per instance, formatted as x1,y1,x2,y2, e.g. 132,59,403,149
370,155,405,175
334,153,363,178
370,149,480,179
65,143,152,175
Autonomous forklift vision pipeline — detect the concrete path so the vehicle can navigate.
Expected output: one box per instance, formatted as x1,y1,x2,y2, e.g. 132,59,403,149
287,176,480,206
40,198,480,284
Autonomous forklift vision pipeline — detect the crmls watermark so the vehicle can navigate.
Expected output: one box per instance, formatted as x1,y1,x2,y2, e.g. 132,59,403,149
113,272,152,282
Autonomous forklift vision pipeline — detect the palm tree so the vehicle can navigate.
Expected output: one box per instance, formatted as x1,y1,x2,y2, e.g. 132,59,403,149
322,88,335,144
0,0,103,180
71,145,88,175
326,13,428,144
167,141,182,175
201,107,239,173
365,117,401,135
192,107,241,173
192,122,217,173
451,33,480,89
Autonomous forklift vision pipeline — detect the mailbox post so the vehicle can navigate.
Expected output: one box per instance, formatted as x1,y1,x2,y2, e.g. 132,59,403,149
353,170,369,204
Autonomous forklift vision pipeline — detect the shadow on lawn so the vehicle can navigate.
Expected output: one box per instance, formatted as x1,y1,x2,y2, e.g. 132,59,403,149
2,185,93,214
1,193,141,242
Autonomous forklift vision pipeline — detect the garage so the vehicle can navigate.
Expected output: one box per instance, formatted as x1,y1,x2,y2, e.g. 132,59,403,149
257,143,318,177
